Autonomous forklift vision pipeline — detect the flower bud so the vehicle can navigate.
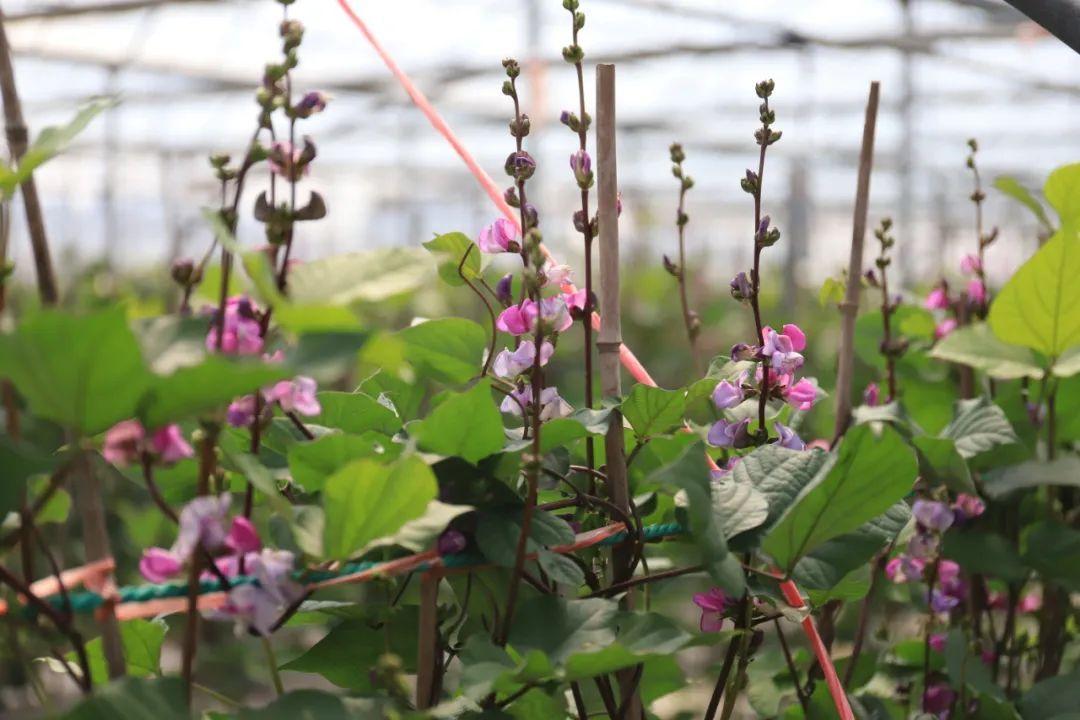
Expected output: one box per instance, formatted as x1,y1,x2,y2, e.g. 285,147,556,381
495,273,514,305
170,258,198,287
510,114,531,138
570,149,593,188
730,343,758,362
573,209,588,234
730,272,752,302
501,80,514,97
505,151,536,181
293,91,329,118
669,143,686,164
755,79,775,99
863,269,879,287
504,186,520,208
523,203,539,229
560,110,580,132
209,153,231,169
279,19,304,48
562,44,585,64
502,58,521,78
663,255,679,277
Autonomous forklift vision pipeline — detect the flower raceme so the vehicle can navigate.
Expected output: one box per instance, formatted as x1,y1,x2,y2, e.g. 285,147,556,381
762,324,806,373
206,296,264,356
500,384,573,421
103,419,194,467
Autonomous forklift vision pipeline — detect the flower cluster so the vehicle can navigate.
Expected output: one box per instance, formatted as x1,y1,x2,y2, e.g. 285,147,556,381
103,419,193,467
139,494,303,636
924,255,987,340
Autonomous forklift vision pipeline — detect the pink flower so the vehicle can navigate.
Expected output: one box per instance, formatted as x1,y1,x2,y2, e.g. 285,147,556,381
923,682,956,717
863,382,880,407
925,287,950,310
762,325,805,373
139,547,183,583
205,296,264,356
692,588,733,632
935,318,958,340
711,380,744,410
478,218,519,254
206,549,303,636
492,340,554,379
564,289,588,316
960,254,981,275
967,279,987,304
102,419,145,466
885,555,925,583
543,262,573,288
174,493,232,559
225,516,262,555
952,493,985,522
929,633,947,653
1019,593,1042,613
266,376,320,416
784,378,818,411
227,395,258,428
496,303,533,335
536,296,573,333
149,425,193,465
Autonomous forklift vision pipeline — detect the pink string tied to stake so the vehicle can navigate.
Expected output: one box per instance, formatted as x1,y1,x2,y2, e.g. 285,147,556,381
334,3,853,718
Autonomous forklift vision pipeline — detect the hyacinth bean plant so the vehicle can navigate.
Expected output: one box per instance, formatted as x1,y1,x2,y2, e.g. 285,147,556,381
0,1,1079,718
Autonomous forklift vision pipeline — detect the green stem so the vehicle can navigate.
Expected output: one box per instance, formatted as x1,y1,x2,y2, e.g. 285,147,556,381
261,636,285,697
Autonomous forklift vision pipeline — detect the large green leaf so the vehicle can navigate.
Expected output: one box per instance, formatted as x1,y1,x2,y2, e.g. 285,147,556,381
69,619,166,685
321,455,436,559
730,444,831,531
398,318,486,385
287,432,399,492
650,441,744,594
988,223,1080,358
363,500,472,554
912,436,977,495
412,380,503,463
0,308,152,435
792,501,910,591
138,357,287,429
0,437,60,518
763,424,917,574
621,384,686,440
994,175,1052,231
503,407,612,454
563,611,693,680
940,396,1019,461
314,391,401,436
286,248,429,306
943,531,1027,582
1018,671,1080,720
981,457,1080,499
475,508,575,567
60,677,187,720
930,323,1043,380
1044,162,1080,224
1022,521,1080,591
423,231,481,286
711,478,769,539
508,596,619,665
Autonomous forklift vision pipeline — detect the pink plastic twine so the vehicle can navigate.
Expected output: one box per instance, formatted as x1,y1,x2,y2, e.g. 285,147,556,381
335,3,853,718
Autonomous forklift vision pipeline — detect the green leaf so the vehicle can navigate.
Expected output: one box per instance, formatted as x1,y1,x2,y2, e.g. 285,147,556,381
314,391,401,436
398,318,486,385
287,432,399,492
59,677,187,720
930,323,1043,380
621,384,686,439
563,611,693,680
988,222,1080,357
423,231,481,286
238,690,356,720
763,424,917,574
711,478,769,539
731,444,832,531
1022,521,1080,591
994,175,1052,230
0,437,59,518
138,357,287,429
537,550,585,586
286,248,429,306
363,500,471,554
943,531,1027,582
0,308,151,435
321,455,436,559
280,608,419,692
412,380,503,464
508,596,619,666
1018,671,1080,720
222,449,292,516
818,275,846,307
1044,162,1080,224
475,508,574,567
945,629,1005,701
135,315,209,374
793,502,910,592
503,407,612,454
913,436,977,495
4,99,114,196
650,441,744,594
981,457,1080,499
940,397,1020,462
72,619,166,685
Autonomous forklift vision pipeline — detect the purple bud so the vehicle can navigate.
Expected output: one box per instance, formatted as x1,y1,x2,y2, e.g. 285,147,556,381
730,272,752,302
730,343,758,362
757,215,771,238
505,151,536,181
523,203,539,228
570,149,592,186
573,209,588,233
503,186,520,208
437,529,467,556
495,273,514,305
560,110,571,125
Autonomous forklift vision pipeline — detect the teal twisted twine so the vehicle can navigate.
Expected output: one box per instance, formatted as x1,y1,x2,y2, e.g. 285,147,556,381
25,523,687,618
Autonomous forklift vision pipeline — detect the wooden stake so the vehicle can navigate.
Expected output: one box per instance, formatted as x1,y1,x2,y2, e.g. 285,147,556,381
832,81,880,443
0,9,58,305
415,572,441,709
596,62,642,720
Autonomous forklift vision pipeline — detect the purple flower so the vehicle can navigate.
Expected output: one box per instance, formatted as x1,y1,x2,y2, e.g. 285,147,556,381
495,273,514,305
711,380,744,410
139,547,183,583
227,395,258,428
923,682,956,717
294,90,329,118
930,588,961,614
924,286,950,310
492,340,554,378
478,218,519,254
729,272,752,302
863,382,880,407
500,385,573,421
774,422,805,451
967,279,987,304
206,296,264,356
570,149,592,187
437,530,467,556
913,499,955,533
762,324,806,373
929,633,947,653
536,296,573,333
784,378,818,411
149,425,194,465
266,376,321,416
952,493,985,523
692,588,734,632
908,531,940,559
707,417,753,449
960,254,981,275
174,493,232,559
207,549,303,636
885,554,925,583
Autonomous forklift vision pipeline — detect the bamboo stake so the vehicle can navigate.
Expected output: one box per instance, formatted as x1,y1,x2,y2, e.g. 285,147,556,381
415,572,440,709
832,81,880,443
596,62,642,720
0,9,58,304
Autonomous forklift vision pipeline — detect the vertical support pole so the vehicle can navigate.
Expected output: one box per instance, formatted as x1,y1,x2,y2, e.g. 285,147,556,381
415,572,441,710
0,10,58,305
596,62,642,720
832,82,880,443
